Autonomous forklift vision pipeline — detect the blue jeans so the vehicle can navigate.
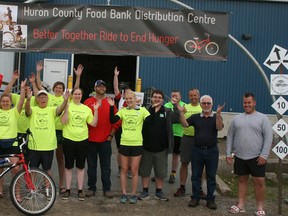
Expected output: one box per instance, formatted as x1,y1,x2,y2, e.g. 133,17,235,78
87,140,112,192
191,145,219,201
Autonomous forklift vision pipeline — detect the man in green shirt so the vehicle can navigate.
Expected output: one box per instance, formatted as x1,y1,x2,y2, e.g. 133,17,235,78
164,90,185,183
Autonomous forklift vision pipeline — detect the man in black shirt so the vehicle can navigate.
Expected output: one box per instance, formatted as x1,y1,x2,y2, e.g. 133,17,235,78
138,89,175,201
178,95,224,210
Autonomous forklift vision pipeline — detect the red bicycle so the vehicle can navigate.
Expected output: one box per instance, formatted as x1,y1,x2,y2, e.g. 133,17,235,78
0,130,56,215
184,33,219,56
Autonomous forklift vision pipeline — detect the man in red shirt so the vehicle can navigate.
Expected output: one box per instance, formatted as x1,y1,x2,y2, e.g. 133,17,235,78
84,80,119,198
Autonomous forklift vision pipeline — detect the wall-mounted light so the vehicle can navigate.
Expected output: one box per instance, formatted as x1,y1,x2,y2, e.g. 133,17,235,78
242,34,252,40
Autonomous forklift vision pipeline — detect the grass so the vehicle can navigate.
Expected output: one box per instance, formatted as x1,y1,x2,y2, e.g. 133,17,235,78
220,174,288,202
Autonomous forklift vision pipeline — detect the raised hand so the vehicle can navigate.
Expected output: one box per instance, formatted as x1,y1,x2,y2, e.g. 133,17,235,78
12,70,20,81
107,97,115,106
26,87,32,99
217,103,225,114
114,66,120,76
36,60,44,73
94,100,100,111
29,73,35,83
20,79,27,89
63,89,70,101
176,103,185,112
74,64,84,77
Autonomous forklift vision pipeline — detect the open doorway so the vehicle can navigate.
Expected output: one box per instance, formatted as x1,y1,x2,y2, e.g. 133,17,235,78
73,54,137,101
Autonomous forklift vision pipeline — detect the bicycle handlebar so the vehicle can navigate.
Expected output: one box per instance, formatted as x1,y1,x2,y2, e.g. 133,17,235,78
18,129,32,152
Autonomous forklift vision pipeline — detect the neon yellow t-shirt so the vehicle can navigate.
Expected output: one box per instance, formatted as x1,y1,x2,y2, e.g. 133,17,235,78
48,93,64,130
28,106,57,151
0,107,19,139
62,102,93,142
117,107,150,146
183,103,202,136
12,93,36,133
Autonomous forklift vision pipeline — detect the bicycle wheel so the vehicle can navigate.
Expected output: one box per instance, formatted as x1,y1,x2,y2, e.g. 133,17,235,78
184,40,197,53
2,31,14,47
205,42,219,55
10,168,56,215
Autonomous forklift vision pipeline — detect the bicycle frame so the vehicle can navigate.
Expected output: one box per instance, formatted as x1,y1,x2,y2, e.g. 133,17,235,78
2,130,57,215
184,33,219,56
194,36,210,50
0,135,35,191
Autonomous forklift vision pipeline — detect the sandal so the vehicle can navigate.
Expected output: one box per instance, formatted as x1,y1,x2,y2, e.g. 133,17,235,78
59,188,66,194
229,205,245,214
254,210,265,216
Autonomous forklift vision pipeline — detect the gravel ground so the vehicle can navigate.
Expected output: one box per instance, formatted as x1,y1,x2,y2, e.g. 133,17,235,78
0,139,287,216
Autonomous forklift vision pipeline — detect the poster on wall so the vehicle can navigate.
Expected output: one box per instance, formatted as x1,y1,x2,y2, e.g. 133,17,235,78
0,3,230,61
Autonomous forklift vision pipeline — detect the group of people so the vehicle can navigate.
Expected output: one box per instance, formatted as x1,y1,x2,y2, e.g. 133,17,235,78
0,63,274,216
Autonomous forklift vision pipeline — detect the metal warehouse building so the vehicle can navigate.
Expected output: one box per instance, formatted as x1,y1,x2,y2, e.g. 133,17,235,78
1,0,287,118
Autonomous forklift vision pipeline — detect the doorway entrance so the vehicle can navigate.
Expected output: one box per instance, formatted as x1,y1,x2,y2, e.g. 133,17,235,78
73,54,137,101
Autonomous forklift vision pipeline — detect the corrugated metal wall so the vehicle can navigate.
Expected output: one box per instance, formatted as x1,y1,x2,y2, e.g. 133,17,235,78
22,0,288,114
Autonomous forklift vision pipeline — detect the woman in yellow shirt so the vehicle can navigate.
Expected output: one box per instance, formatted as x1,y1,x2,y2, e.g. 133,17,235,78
0,79,26,198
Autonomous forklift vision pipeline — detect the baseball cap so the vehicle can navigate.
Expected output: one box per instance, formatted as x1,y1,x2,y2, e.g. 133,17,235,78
37,89,48,97
95,80,106,87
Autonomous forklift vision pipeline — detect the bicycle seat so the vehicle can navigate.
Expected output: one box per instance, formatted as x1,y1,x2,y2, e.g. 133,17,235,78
194,37,199,40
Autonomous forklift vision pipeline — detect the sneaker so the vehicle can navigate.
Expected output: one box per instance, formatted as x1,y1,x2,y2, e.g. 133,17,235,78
168,174,176,184
129,195,138,204
127,170,132,179
200,190,206,200
117,170,120,178
103,191,114,198
188,198,199,207
62,191,70,200
120,194,128,204
44,194,51,201
155,192,169,201
45,188,51,201
174,187,186,197
78,192,85,201
85,190,95,197
138,191,149,200
206,200,217,210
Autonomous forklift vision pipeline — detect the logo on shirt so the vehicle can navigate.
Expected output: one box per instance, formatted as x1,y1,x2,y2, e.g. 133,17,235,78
72,113,84,124
0,113,9,124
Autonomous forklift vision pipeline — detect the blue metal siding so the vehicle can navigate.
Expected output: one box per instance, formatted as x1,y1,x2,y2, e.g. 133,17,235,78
22,0,288,114
46,0,177,8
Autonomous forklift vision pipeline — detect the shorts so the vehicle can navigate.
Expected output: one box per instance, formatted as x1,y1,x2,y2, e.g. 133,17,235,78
234,156,266,177
0,138,19,155
180,135,195,163
27,149,54,171
62,138,88,169
119,145,143,157
173,136,181,154
56,130,64,146
0,146,19,155
139,149,168,178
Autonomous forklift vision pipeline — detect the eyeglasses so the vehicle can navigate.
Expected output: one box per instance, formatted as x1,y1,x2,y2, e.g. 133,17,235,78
201,102,212,105
152,96,163,99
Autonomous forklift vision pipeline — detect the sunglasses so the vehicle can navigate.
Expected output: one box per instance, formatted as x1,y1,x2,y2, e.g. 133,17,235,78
201,102,212,105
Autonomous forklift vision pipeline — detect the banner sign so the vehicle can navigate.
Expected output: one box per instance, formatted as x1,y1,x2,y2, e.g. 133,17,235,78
0,3,229,61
